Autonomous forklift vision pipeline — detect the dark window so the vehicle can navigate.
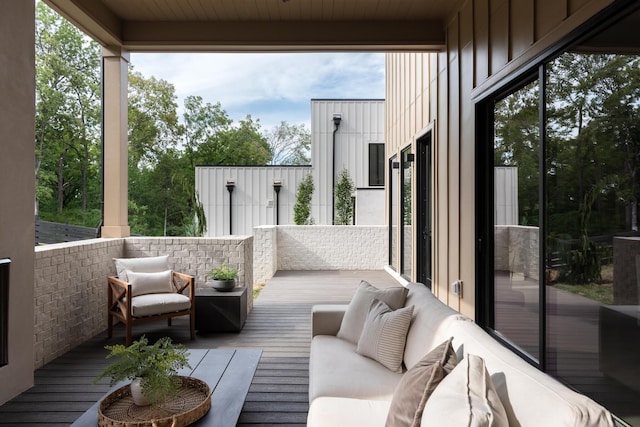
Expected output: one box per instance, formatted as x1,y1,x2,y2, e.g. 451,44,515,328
401,147,413,278
389,156,398,269
477,3,640,423
369,143,385,186
0,259,9,367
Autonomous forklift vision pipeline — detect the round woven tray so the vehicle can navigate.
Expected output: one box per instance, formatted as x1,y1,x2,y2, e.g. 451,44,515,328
98,377,211,427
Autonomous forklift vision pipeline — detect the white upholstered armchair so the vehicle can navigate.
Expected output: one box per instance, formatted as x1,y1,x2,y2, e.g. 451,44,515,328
107,256,195,346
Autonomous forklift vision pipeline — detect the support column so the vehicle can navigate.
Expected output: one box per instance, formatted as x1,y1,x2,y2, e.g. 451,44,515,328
101,47,130,238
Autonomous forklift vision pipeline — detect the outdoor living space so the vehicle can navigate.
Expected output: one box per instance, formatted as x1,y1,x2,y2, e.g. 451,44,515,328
0,268,397,426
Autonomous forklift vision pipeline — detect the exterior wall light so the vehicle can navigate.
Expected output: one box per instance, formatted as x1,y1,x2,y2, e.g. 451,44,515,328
273,180,283,225
332,114,342,224
226,180,235,234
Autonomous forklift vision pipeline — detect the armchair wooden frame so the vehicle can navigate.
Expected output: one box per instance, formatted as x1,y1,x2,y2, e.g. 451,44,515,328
107,271,195,346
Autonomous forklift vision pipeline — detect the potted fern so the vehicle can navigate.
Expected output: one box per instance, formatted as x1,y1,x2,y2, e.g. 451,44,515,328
208,263,238,291
94,336,190,406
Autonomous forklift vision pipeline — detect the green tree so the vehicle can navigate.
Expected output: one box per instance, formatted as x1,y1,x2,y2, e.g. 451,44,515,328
266,122,311,165
335,168,354,225
128,70,180,167
196,114,271,166
294,174,314,225
35,2,101,224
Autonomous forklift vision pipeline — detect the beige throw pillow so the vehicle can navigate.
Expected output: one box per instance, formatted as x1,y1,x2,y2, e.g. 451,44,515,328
385,337,458,427
127,269,174,297
337,280,409,344
421,354,509,427
113,255,170,282
356,299,414,373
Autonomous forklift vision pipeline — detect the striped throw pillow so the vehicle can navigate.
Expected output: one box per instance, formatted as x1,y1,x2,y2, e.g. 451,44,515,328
356,299,414,373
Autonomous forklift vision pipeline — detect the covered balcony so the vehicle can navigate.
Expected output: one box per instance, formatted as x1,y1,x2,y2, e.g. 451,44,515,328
2,0,640,426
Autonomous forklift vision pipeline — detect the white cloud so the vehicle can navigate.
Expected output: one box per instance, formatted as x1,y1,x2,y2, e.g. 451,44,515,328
129,52,385,129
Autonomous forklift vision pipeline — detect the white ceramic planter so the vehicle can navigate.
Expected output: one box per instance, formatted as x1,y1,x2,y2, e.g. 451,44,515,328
130,378,151,406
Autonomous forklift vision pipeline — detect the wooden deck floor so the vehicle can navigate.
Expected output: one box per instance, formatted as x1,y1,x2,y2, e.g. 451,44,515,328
2,269,637,426
0,270,397,427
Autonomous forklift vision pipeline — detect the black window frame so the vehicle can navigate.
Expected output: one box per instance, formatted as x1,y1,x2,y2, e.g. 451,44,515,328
368,143,385,187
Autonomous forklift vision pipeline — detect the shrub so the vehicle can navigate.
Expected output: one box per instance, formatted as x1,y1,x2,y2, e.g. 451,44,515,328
294,174,314,225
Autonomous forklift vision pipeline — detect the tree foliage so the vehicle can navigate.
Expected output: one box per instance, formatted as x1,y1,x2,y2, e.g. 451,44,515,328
35,2,101,222
335,168,354,225
294,174,314,225
266,122,311,165
496,52,640,285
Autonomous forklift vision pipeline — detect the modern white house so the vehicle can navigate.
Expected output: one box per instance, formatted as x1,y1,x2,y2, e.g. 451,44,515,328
196,99,386,236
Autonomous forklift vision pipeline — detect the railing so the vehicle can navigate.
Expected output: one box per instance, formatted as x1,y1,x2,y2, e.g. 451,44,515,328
35,219,99,244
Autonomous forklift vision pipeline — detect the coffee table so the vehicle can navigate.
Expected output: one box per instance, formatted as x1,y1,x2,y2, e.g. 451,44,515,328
71,348,261,427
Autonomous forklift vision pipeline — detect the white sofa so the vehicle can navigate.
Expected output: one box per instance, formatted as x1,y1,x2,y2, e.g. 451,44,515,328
308,282,615,427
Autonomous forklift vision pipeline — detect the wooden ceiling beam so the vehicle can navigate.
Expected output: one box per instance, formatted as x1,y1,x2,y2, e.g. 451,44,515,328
121,20,445,52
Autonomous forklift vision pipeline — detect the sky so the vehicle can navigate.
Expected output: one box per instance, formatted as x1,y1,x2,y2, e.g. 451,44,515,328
129,52,386,132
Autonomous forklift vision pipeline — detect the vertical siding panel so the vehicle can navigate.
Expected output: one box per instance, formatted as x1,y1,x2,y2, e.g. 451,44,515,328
569,0,592,14
535,0,568,40
475,0,490,85
510,0,534,59
436,50,449,301
490,0,509,74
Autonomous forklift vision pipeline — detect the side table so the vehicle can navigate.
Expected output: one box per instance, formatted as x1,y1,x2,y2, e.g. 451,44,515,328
195,287,247,332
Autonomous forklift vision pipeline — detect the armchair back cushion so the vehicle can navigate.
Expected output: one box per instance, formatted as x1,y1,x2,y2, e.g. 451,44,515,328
114,256,170,281
127,269,174,296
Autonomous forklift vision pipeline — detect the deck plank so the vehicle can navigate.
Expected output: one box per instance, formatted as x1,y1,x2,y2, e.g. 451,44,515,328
0,270,393,425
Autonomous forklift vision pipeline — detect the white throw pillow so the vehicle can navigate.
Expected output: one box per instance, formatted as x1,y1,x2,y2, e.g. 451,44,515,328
421,354,509,427
356,299,414,373
127,269,174,297
113,255,170,281
337,281,409,344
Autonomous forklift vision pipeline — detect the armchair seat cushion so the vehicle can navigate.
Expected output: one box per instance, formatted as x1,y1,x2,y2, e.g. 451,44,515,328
131,293,191,318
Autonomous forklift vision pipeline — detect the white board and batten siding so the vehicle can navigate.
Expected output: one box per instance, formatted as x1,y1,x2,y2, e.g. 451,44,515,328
311,99,385,225
197,166,312,236
196,99,386,237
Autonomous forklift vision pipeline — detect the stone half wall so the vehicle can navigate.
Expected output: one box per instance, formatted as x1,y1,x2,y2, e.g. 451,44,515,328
34,238,123,368
34,236,253,369
254,225,387,285
123,236,253,304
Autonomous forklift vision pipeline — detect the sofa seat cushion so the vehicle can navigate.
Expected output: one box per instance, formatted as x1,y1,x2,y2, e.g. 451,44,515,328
307,397,390,427
131,293,191,318
309,335,403,402
448,320,615,427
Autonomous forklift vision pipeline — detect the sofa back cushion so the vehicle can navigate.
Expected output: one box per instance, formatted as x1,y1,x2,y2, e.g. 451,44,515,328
403,283,468,370
447,320,615,427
